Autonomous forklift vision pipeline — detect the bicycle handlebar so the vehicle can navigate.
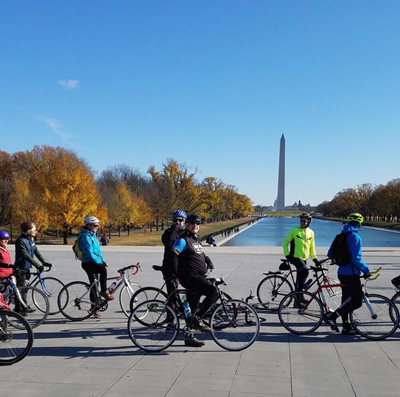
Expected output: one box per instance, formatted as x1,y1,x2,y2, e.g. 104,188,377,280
363,266,382,281
118,262,140,275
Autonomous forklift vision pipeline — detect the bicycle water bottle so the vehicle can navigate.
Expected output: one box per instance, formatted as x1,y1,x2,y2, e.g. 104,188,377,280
107,281,117,294
304,279,312,290
181,293,192,318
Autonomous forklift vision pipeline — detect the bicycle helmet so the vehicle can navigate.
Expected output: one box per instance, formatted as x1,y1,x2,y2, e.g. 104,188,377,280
84,216,99,225
299,213,312,222
347,213,364,224
21,221,36,234
172,209,187,220
186,214,201,224
0,230,10,239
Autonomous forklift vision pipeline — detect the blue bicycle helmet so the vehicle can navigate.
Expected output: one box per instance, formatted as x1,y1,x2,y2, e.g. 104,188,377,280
172,209,187,220
0,230,10,239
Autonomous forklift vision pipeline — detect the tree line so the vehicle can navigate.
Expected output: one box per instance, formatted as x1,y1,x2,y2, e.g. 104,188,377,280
0,146,254,243
316,180,400,222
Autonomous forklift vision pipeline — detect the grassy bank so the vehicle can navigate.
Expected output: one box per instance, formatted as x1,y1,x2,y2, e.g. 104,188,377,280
97,217,255,246
317,217,400,231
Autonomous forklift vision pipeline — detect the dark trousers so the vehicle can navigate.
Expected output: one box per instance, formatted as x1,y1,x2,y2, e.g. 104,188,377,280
337,274,363,323
180,274,219,318
82,262,108,308
15,269,31,312
291,258,309,291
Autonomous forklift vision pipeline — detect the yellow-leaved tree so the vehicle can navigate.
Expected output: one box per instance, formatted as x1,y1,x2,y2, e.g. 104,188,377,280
12,146,106,244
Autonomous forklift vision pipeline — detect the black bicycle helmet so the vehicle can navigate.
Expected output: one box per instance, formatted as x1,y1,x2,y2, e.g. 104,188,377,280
186,214,201,224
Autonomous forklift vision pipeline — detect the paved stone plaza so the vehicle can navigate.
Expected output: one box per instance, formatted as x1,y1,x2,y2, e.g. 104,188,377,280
2,244,400,397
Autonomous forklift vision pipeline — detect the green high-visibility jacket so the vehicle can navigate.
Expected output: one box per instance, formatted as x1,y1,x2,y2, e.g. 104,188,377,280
282,227,317,260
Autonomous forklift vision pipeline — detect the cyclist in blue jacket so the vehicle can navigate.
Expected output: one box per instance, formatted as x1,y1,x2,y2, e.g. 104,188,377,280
79,216,113,318
325,213,370,334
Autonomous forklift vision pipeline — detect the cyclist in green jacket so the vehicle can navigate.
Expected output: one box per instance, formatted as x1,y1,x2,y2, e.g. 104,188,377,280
282,213,320,307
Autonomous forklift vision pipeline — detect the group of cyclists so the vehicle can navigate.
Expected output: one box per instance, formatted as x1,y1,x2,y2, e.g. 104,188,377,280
283,211,370,335
0,209,375,346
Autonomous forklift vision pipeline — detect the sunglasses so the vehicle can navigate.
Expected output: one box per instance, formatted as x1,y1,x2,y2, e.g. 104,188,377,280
300,219,309,223
176,219,184,223
92,224,100,227
188,221,200,225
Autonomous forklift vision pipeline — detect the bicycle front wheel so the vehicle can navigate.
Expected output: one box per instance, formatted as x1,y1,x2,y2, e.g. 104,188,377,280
7,286,49,329
129,287,168,314
119,282,143,317
210,299,260,351
257,275,293,311
128,300,179,352
351,294,400,340
33,277,65,315
57,281,95,321
278,291,323,335
0,310,34,365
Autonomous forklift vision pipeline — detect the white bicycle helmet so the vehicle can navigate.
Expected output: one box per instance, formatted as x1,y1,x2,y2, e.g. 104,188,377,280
84,216,99,225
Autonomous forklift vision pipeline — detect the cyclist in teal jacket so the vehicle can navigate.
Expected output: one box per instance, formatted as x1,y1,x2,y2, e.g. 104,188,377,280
79,216,113,318
325,213,370,334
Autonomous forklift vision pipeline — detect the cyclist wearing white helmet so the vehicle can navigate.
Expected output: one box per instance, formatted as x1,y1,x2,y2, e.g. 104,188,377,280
79,216,113,318
325,213,370,334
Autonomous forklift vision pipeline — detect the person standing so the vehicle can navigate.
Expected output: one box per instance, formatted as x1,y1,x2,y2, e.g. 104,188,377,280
14,222,51,314
325,213,370,334
100,232,109,246
79,216,113,318
282,213,319,307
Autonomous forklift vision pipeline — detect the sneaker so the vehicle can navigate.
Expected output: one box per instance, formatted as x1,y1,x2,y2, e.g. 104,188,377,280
184,337,205,347
293,299,305,309
188,316,211,333
323,313,339,332
88,309,102,318
342,322,357,335
25,306,36,313
100,291,114,300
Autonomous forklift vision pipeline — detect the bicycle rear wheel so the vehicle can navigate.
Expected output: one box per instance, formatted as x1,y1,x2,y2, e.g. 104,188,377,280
33,277,65,315
351,294,400,340
128,300,179,352
6,286,49,329
129,287,168,314
119,282,142,317
57,281,95,321
0,310,34,365
210,299,260,351
257,275,293,310
278,291,323,335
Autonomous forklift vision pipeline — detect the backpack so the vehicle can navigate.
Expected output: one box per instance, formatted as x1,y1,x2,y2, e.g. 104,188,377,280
330,232,352,266
72,237,84,260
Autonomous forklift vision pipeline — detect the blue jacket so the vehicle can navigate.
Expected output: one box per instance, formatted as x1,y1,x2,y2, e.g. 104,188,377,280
328,224,369,276
78,229,105,265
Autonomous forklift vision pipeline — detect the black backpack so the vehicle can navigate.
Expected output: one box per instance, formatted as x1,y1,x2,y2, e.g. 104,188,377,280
330,232,352,266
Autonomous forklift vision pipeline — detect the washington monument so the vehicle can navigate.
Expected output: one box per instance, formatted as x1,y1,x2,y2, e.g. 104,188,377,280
276,134,285,211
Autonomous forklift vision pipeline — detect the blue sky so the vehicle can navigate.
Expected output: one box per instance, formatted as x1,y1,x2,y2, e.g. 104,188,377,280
1,1,400,207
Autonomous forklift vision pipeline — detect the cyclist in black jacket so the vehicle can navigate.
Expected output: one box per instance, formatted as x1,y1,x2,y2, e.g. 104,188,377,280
171,214,217,347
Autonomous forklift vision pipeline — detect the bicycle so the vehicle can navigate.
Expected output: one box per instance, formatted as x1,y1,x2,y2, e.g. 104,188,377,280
2,275,50,329
0,294,34,365
256,257,341,311
278,266,400,340
28,264,65,315
57,263,142,321
128,265,233,314
127,277,260,352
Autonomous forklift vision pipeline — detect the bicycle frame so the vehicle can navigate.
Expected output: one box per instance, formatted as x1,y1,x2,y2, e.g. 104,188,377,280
106,263,141,295
28,267,53,297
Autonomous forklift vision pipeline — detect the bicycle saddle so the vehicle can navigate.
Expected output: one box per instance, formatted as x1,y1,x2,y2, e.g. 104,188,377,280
152,265,163,272
208,278,226,286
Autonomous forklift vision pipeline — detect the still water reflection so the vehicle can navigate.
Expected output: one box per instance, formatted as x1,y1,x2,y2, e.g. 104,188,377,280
224,217,400,247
